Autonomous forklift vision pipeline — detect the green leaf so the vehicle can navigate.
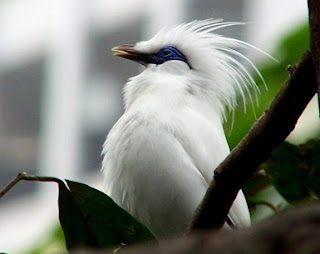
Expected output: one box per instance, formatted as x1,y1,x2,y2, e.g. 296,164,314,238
265,142,310,203
264,139,320,203
58,180,156,251
304,139,320,198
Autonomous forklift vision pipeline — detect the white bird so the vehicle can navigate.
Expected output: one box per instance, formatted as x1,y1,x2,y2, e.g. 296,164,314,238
102,19,263,239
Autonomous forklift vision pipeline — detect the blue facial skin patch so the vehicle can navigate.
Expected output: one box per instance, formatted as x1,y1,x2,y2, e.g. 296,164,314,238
138,46,191,69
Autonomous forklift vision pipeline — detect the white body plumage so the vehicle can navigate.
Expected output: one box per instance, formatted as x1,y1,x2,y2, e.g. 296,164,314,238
102,19,259,238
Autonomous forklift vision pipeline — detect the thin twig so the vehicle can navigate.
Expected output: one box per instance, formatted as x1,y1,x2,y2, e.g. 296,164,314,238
0,172,63,199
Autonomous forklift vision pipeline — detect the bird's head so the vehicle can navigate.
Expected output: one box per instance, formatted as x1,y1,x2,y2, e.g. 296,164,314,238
112,45,191,69
112,19,270,119
112,19,229,72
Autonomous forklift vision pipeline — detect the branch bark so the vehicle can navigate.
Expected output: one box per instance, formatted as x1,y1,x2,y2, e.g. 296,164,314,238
308,0,320,113
188,51,317,232
188,0,320,231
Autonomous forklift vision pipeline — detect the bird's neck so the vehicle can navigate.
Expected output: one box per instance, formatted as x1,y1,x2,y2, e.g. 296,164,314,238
123,69,225,123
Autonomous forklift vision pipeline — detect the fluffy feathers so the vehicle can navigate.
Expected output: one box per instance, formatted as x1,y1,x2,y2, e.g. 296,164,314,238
102,19,261,238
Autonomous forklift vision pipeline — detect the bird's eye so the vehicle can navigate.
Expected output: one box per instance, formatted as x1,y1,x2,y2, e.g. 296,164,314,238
162,49,171,56
152,46,191,68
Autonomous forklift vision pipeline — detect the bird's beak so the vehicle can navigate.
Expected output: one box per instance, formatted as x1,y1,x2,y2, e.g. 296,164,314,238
112,44,141,62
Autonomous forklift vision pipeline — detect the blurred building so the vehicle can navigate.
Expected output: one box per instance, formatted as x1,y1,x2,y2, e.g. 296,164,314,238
0,0,308,252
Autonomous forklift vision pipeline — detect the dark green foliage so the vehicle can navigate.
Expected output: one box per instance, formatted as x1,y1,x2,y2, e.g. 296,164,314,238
265,139,320,203
58,180,156,251
305,140,320,197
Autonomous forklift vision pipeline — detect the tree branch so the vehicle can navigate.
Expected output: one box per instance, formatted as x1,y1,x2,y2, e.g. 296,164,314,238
308,0,320,113
0,172,63,199
188,0,320,231
188,50,316,231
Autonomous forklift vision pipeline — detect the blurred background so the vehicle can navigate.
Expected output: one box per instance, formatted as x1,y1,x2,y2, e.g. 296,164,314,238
0,0,317,253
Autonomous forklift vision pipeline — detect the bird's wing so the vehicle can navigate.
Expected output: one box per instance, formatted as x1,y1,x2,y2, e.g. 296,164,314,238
103,109,250,235
170,108,251,227
103,113,210,238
